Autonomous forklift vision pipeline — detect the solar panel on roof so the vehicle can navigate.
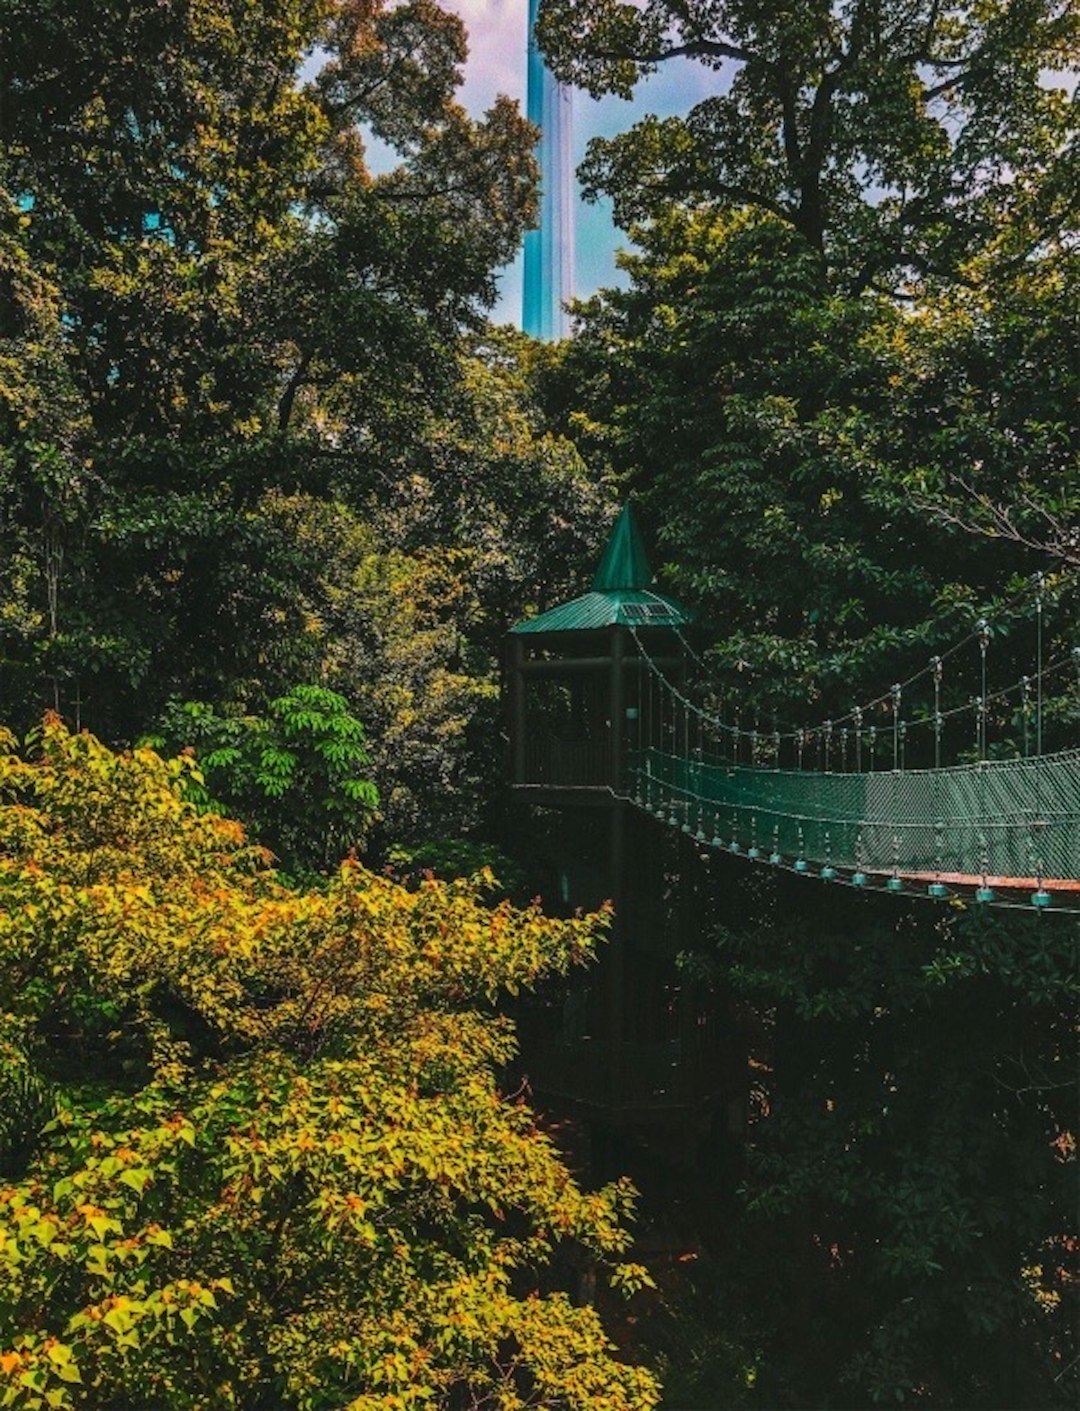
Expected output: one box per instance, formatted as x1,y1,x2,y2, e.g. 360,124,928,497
620,603,677,623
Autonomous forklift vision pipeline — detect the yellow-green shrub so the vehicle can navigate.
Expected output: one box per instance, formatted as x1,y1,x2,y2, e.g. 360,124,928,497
0,719,657,1411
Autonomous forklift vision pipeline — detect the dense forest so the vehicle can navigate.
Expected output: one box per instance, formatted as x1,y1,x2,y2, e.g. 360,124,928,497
0,1,1076,1408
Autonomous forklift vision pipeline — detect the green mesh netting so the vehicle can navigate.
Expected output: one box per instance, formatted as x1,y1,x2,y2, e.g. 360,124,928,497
635,748,1080,881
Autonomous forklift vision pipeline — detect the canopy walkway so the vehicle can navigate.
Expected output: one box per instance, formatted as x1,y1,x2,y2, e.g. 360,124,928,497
633,746,1080,906
508,505,1080,913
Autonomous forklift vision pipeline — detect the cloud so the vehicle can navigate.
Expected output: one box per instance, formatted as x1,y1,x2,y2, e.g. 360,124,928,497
443,0,525,110
444,1,718,122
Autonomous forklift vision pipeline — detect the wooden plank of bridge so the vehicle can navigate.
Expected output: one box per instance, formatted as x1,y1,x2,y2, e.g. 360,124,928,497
897,870,1080,892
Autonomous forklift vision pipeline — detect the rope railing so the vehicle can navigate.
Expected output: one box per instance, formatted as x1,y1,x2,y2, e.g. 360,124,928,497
630,601,1078,764
641,569,1078,749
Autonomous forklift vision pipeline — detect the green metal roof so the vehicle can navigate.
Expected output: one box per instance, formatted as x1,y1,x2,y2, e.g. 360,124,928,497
591,502,652,591
510,504,693,635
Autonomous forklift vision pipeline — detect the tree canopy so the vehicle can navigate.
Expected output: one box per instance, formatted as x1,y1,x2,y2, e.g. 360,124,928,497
1,1,1076,1406
538,0,1078,292
0,718,657,1411
0,0,611,844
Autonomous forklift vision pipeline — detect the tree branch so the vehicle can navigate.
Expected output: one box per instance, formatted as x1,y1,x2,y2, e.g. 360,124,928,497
923,69,976,102
589,38,756,68
658,0,756,64
277,347,314,435
625,168,791,224
913,477,1080,568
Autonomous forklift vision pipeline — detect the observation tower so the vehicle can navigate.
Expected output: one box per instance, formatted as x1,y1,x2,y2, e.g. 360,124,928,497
505,506,741,1140
523,0,574,340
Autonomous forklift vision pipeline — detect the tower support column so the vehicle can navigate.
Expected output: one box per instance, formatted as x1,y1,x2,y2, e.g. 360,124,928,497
510,636,526,785
610,626,625,793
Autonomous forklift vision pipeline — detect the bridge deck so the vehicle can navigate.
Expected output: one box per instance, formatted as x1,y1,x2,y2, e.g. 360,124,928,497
895,870,1080,893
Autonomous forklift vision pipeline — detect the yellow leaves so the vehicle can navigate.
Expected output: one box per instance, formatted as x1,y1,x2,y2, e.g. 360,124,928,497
0,721,651,1410
29,1219,57,1249
369,1349,413,1388
84,1246,111,1279
100,1300,135,1335
116,1168,153,1195
165,1118,196,1149
0,1336,82,1410
608,1262,657,1295
75,1205,119,1242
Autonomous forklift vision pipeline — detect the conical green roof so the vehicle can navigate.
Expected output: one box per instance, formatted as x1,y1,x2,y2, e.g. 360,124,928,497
510,503,693,636
591,502,652,591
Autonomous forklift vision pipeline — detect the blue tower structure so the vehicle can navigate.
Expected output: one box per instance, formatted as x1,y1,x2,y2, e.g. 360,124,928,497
523,0,573,341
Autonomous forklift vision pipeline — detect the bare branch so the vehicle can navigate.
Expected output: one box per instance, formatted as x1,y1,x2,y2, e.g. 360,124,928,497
589,37,756,67
913,476,1080,568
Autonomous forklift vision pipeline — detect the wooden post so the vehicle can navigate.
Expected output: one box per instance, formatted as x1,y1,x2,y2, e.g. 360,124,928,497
608,799,626,1106
608,627,629,1106
510,636,526,784
610,626,625,792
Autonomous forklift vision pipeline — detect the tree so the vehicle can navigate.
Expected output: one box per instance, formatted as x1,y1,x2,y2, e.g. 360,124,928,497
0,0,540,737
689,864,1077,1407
335,328,617,650
149,686,379,876
854,251,1080,571
235,330,614,848
546,209,1020,724
530,23,1078,1400
537,0,1078,293
544,200,1080,746
0,184,95,719
0,717,659,1410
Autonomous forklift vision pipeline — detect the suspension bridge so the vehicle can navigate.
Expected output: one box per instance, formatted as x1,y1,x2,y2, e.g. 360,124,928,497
508,505,1080,914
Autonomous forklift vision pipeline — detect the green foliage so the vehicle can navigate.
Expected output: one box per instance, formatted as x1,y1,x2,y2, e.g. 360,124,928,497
645,1261,762,1410
0,718,659,1410
386,838,529,900
693,872,1077,1407
149,686,378,876
538,0,1078,292
855,255,1080,571
0,1030,55,1182
2,4,1075,1407
0,0,543,741
0,0,615,866
238,332,614,846
547,203,1077,735
549,210,991,718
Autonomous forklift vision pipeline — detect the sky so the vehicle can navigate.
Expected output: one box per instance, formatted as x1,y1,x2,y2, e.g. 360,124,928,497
439,1,716,326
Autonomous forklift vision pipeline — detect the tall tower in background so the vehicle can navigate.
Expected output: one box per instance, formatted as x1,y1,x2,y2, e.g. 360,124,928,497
523,0,573,340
